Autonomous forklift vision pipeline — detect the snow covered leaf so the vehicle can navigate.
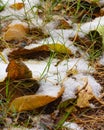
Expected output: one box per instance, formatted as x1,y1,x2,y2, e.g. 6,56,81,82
9,87,64,112
77,83,94,108
10,3,24,10
9,44,72,60
3,23,28,41
6,60,32,80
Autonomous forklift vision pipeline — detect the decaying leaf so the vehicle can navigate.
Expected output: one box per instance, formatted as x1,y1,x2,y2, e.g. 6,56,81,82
28,27,49,41
3,23,28,41
9,87,64,112
10,3,25,10
77,83,94,108
6,60,32,80
9,43,72,60
56,19,72,29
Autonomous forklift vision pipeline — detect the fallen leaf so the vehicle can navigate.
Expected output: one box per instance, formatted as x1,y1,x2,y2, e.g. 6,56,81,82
9,43,72,60
56,19,72,29
77,83,94,108
66,68,78,77
9,87,64,112
3,23,28,41
6,60,32,80
10,3,24,10
28,27,49,40
48,44,71,54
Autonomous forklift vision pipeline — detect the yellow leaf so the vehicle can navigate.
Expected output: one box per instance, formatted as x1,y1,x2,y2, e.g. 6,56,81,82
48,43,71,55
77,83,94,108
9,87,64,112
10,3,24,10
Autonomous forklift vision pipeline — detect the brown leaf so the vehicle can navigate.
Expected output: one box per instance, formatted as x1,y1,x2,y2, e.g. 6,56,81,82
6,60,32,80
77,83,94,108
10,3,25,10
9,87,64,112
56,19,72,29
3,23,28,41
9,43,72,60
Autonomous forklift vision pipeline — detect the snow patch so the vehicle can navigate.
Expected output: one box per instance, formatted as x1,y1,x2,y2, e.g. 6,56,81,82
99,53,104,65
0,61,8,82
79,16,104,36
63,122,83,130
36,80,61,97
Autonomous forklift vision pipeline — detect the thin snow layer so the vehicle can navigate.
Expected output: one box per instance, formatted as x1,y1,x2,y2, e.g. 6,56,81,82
0,61,8,82
23,59,57,79
36,80,61,97
79,16,104,36
23,57,99,101
24,57,93,82
1,0,42,26
99,0,104,5
99,53,104,65
50,29,77,41
9,20,28,28
3,0,40,6
62,73,101,101
62,77,84,101
63,122,83,130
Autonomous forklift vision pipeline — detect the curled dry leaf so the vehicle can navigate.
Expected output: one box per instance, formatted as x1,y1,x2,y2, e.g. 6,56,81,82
9,87,64,112
6,60,32,80
77,83,94,108
56,19,72,29
3,23,28,41
10,3,25,10
9,43,72,60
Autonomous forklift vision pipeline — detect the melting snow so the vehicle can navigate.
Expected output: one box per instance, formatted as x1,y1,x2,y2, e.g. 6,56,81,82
63,122,83,130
